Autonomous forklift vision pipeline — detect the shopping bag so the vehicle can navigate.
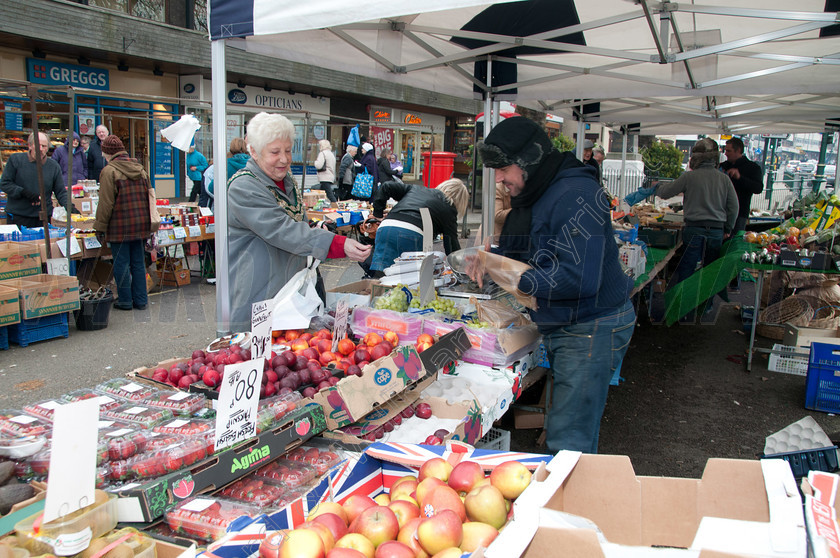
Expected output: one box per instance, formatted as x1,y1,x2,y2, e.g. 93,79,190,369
271,258,323,330
148,186,161,233
351,168,374,199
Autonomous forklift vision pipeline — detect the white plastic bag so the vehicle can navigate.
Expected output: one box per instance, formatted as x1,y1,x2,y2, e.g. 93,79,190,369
271,258,323,330
161,114,201,152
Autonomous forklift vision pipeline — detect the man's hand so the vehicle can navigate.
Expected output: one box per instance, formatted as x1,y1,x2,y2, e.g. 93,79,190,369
343,238,372,262
465,250,486,287
22,189,39,202
189,166,196,171
726,168,741,180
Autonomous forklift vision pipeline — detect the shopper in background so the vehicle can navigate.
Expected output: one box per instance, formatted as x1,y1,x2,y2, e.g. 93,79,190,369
226,112,370,332
377,147,402,184
473,116,635,455
721,137,763,234
582,139,602,184
52,131,87,186
337,144,357,201
357,142,379,195
0,132,70,228
313,139,337,203
93,135,152,311
187,142,209,204
88,125,109,183
367,178,468,275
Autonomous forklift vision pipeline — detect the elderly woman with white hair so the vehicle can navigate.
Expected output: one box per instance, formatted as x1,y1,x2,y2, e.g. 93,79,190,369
227,112,371,331
313,139,337,202
366,178,469,275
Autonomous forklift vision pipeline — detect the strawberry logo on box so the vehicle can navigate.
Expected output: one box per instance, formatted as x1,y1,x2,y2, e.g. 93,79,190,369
171,476,195,499
296,417,311,436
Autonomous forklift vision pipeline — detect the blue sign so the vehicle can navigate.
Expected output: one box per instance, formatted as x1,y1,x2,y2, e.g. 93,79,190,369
155,142,172,175
4,101,22,131
374,367,392,386
228,89,247,104
27,58,109,91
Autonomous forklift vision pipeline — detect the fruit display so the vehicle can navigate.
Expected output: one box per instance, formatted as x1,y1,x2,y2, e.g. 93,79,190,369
374,285,411,312
285,446,342,475
102,404,174,429
258,392,303,420
62,389,124,413
152,418,213,436
144,390,207,417
95,378,158,402
0,411,52,437
219,476,305,510
101,428,149,460
125,438,207,479
165,496,260,541
144,431,188,451
255,459,318,489
409,295,461,317
22,399,66,421
255,455,534,556
83,527,156,558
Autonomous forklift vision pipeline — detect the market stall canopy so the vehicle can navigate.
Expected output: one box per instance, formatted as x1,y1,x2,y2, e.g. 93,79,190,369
209,0,840,134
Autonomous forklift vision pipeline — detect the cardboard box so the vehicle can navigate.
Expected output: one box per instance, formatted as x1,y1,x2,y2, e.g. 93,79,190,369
802,470,840,558
0,241,41,280
0,283,21,325
111,402,326,522
423,319,542,367
161,268,191,287
482,452,806,558
1,274,80,319
71,195,96,215
313,328,469,430
783,324,840,350
325,279,379,309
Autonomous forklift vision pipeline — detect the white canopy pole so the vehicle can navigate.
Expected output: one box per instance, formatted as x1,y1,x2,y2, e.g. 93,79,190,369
481,57,495,244
211,39,231,336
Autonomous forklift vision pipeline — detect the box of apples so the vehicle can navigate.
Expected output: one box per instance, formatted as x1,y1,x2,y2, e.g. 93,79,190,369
204,441,549,558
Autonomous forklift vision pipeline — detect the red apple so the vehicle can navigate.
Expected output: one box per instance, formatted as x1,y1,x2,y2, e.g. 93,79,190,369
313,513,349,542
350,506,399,549
370,344,391,361
414,477,444,506
192,349,206,360
416,510,462,556
387,500,420,529
489,460,532,500
424,435,443,445
342,495,377,525
373,540,414,558
447,461,485,496
420,485,465,522
309,502,349,525
260,529,325,558
263,382,277,397
168,368,184,384
354,347,372,364
302,521,336,553
414,403,432,420
265,370,279,383
396,518,427,558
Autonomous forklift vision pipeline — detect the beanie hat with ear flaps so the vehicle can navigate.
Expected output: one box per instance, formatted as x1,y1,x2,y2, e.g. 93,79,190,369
101,135,126,155
477,116,554,180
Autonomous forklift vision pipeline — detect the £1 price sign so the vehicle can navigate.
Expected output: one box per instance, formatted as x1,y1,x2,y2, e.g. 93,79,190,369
213,359,264,451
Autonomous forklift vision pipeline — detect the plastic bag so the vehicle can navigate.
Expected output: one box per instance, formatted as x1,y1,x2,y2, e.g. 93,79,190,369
160,114,201,152
271,258,323,330
476,250,537,310
347,125,361,147
471,298,532,329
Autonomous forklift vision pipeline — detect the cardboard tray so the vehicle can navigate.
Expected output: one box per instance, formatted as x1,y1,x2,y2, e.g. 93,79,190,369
0,283,21,325
110,403,326,522
0,241,41,280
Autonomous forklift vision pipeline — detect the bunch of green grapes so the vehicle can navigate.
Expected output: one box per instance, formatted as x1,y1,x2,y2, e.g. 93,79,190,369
374,285,410,312
409,296,460,317
468,319,491,329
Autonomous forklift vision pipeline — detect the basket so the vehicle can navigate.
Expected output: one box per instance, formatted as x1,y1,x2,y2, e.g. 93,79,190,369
768,343,809,376
475,427,511,451
757,296,814,340
809,305,840,330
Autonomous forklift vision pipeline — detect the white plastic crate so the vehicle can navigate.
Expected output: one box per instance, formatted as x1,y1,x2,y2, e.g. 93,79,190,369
618,244,646,278
768,343,809,376
475,427,511,451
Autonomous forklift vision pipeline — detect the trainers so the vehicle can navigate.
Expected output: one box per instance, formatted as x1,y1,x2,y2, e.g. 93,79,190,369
206,278,216,284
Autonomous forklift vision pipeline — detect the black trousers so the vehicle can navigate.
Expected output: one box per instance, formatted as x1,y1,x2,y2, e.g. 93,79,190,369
189,179,202,202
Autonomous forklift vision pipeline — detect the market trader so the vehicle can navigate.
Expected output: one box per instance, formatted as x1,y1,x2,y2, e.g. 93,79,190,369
473,116,636,454
0,132,71,228
720,137,763,233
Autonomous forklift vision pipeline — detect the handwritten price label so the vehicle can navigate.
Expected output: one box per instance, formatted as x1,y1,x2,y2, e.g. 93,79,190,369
331,300,349,353
251,299,272,362
213,359,263,451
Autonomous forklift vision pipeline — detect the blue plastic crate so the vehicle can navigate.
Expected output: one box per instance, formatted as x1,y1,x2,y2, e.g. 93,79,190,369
8,313,69,347
741,305,755,332
614,224,639,244
0,326,7,350
806,342,840,413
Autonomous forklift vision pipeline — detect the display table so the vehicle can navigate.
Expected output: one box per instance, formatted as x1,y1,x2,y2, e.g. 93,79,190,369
631,244,682,297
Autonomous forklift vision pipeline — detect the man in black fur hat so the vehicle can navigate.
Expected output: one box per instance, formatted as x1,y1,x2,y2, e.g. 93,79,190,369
474,116,636,454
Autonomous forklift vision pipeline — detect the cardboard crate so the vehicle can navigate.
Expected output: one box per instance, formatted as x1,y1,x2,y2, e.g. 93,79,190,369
325,279,379,309
160,268,191,287
1,274,80,319
0,241,41,280
783,324,840,350
110,402,326,522
802,471,840,558
0,284,21,326
481,452,805,558
423,318,542,368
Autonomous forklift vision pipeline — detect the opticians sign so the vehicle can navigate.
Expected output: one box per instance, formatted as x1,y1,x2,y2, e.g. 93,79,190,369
27,58,109,91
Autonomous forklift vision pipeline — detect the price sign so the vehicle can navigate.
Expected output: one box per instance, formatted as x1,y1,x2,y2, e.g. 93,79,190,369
250,299,272,362
331,300,349,353
214,358,264,451
173,227,187,239
47,258,70,276
199,207,213,217
205,223,215,234
188,225,202,237
56,236,82,257
83,236,101,250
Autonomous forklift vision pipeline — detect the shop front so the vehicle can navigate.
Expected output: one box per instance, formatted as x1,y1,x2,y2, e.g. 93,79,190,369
368,106,446,182
0,49,181,196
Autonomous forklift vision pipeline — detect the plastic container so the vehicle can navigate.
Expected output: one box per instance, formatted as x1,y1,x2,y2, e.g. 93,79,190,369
0,411,52,437
218,476,299,510
762,446,840,478
285,446,342,475
152,417,213,437
23,399,67,421
101,427,149,460
0,325,8,350
768,343,809,376
806,342,840,413
94,527,156,558
144,431,188,451
62,389,123,413
126,438,207,479
95,379,158,402
474,427,511,452
165,496,259,541
254,459,317,488
102,403,173,429
144,390,207,417
15,490,118,556
423,318,542,368
258,392,303,421
73,288,113,331
351,307,425,345
8,313,69,347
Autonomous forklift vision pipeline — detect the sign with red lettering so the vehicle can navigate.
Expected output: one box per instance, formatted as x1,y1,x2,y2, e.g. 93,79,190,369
370,127,394,155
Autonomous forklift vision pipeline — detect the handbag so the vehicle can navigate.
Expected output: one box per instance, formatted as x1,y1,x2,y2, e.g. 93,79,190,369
148,186,161,233
271,258,323,330
351,168,374,199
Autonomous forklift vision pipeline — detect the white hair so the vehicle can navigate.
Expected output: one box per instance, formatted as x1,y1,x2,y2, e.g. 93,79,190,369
247,112,295,155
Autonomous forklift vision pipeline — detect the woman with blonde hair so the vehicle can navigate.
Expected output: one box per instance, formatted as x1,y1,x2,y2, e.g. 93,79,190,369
314,139,337,202
365,178,468,275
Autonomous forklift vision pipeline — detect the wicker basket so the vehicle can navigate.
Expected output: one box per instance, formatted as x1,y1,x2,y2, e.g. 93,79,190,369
810,305,840,330
757,296,815,340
